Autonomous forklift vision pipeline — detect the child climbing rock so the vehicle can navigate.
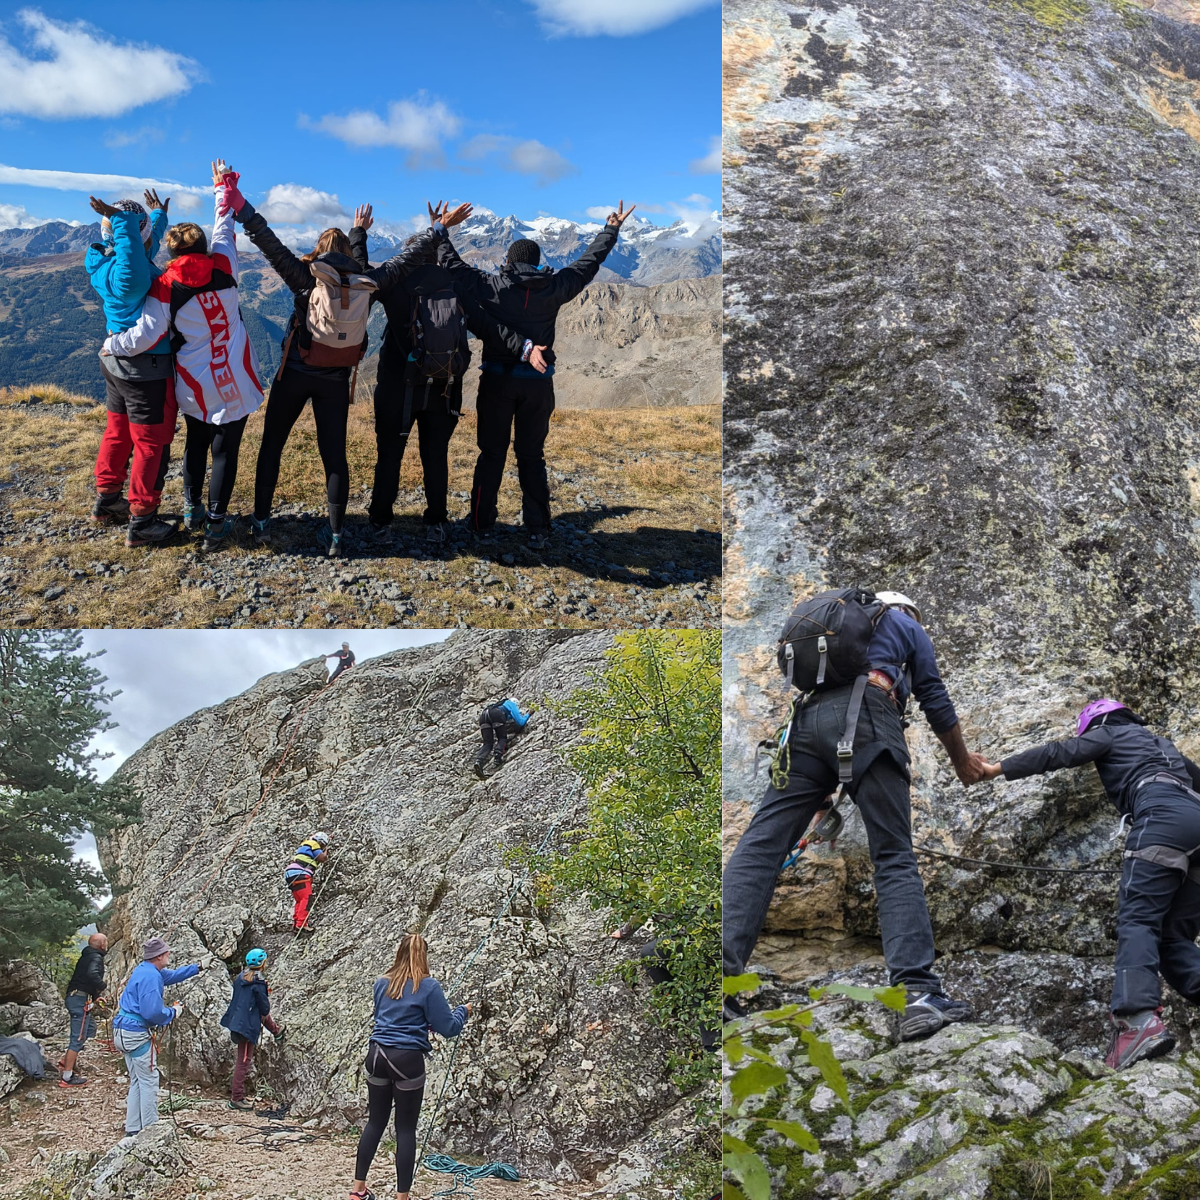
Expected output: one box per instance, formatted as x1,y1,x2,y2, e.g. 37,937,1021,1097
283,832,330,931
219,948,283,1110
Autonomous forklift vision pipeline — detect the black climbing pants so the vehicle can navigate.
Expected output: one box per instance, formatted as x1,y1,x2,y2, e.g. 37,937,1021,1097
182,414,248,518
722,684,942,994
368,351,461,527
1113,782,1200,1014
253,366,350,526
477,706,510,766
355,1043,426,1191
470,370,555,532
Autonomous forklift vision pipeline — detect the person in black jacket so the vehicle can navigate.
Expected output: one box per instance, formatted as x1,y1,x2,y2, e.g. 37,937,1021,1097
60,932,108,1087
981,699,1200,1071
434,199,636,548
363,235,544,545
221,171,470,558
219,948,282,1110
326,642,354,683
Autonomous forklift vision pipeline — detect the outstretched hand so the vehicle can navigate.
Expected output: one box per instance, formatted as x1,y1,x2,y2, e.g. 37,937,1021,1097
955,752,993,786
607,200,636,228
427,199,473,228
979,760,1003,781
353,204,373,231
88,195,120,218
143,188,168,214
211,159,233,188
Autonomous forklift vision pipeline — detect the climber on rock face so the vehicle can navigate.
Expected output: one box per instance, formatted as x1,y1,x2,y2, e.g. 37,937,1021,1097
220,947,283,1110
350,932,471,1200
326,643,355,683
283,831,330,931
112,937,200,1137
474,698,532,778
979,699,1200,1071
723,588,988,1043
59,931,108,1088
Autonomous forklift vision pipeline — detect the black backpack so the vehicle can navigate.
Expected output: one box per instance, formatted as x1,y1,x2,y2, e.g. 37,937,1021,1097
401,288,471,429
776,588,887,690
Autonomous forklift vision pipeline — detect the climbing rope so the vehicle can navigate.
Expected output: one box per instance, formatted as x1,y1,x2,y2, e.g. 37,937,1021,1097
420,1155,519,1194
913,844,1119,875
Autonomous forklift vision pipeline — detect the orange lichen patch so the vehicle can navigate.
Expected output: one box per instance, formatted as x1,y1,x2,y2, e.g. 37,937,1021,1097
724,18,779,130
1129,0,1200,24
1185,463,1200,511
1145,86,1200,142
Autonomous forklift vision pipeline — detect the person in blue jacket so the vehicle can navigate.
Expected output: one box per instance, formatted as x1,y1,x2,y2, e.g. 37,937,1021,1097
85,190,179,545
112,936,200,1136
474,698,532,777
350,933,470,1200
220,948,284,1110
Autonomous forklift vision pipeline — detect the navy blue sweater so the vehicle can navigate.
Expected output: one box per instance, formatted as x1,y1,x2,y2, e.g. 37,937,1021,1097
867,608,958,734
371,976,468,1053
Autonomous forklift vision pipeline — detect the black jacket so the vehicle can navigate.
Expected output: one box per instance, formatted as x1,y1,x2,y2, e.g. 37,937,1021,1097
1001,722,1200,816
66,945,106,998
436,224,619,366
235,201,438,377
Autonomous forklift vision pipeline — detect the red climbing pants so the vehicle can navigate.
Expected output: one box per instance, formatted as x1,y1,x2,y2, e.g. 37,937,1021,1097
94,366,178,515
290,875,313,930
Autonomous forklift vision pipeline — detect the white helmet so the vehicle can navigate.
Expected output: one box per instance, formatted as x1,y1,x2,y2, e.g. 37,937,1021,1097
313,831,331,846
875,591,922,623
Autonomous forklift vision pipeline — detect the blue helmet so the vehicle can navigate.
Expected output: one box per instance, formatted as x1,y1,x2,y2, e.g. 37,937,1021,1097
245,948,267,968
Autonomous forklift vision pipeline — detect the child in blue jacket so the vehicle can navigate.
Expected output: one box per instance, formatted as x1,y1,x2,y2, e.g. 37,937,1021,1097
219,948,283,1110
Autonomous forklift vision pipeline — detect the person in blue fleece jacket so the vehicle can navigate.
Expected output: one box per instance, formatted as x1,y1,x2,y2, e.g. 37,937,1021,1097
474,698,532,777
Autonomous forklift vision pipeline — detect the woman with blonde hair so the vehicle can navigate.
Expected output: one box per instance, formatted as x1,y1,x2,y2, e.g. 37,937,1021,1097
349,933,470,1200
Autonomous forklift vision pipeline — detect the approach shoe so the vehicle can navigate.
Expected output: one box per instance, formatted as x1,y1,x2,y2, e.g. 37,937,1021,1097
723,995,749,1024
92,493,130,524
201,516,232,552
426,521,447,546
528,531,550,551
251,516,272,546
228,1099,253,1111
320,526,345,559
58,1074,88,1087
898,992,972,1042
125,515,178,549
1105,1009,1176,1071
183,504,205,533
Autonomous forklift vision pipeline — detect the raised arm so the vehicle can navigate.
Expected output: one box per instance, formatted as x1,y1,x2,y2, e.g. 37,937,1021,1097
89,199,152,317
424,979,469,1038
143,189,169,264
369,226,441,292
347,205,373,272
1001,728,1114,780
547,204,632,305
225,170,311,295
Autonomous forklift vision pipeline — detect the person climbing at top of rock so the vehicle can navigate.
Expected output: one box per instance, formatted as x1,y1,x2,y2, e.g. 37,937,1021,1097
284,831,330,932
220,948,283,1110
112,937,202,1138
326,643,355,683
349,932,471,1200
474,698,532,778
978,699,1200,1071
433,198,638,550
59,931,108,1088
85,190,179,546
723,588,989,1042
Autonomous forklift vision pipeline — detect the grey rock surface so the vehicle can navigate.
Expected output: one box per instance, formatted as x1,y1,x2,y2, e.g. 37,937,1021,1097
32,1123,187,1200
98,630,691,1181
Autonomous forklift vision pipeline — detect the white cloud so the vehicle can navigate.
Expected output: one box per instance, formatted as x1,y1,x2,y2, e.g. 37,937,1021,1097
258,183,349,226
104,124,165,150
460,135,577,187
304,94,461,166
584,205,612,219
530,0,717,36
0,162,209,206
0,201,52,228
690,134,720,174
0,9,200,119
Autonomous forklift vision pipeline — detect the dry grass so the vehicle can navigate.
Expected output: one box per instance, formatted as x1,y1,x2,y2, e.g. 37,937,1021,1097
0,384,721,630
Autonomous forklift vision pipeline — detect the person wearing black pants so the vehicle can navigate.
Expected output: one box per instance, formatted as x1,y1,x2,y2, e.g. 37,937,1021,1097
182,415,247,538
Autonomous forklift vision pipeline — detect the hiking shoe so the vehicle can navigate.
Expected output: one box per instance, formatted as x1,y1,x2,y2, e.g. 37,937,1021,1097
202,516,231,552
320,525,345,558
183,504,204,533
723,995,749,1023
898,992,971,1042
348,1190,376,1200
59,1074,88,1087
1105,1009,1176,1070
473,759,488,780
228,1099,253,1111
426,521,447,546
125,516,178,548
92,493,130,524
252,516,272,546
368,520,391,541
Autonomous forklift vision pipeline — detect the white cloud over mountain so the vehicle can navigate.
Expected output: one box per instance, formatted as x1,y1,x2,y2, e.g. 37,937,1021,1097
258,184,350,226
460,136,577,186
529,0,717,36
304,94,461,167
0,163,208,210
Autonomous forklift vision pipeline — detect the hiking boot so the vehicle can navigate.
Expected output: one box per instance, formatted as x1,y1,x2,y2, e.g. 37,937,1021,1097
59,1074,88,1087
201,516,231,552
1105,1009,1176,1070
426,521,447,546
92,493,130,524
528,531,550,551
125,515,178,548
228,1099,253,1111
723,995,749,1023
368,520,391,541
898,992,972,1042
252,516,272,546
324,530,345,559
183,504,205,533
493,752,505,768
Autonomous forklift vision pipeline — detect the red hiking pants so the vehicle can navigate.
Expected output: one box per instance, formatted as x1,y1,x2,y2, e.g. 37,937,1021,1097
290,875,313,929
95,365,178,515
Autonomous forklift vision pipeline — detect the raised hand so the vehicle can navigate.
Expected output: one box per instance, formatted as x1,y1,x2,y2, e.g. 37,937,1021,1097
88,195,120,218
353,204,374,231
427,199,472,228
143,188,168,213
211,159,233,188
607,200,636,228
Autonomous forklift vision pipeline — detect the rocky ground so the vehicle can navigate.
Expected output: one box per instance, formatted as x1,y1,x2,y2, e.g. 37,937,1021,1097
0,390,719,630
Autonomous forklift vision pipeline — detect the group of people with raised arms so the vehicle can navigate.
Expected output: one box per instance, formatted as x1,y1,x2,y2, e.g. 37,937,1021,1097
86,159,636,555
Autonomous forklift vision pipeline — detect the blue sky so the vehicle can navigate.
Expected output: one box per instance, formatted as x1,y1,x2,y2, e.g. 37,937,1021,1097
0,0,719,235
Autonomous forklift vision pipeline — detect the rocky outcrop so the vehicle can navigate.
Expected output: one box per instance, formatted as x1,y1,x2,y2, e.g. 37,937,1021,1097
31,1124,189,1200
97,631,693,1182
0,960,68,1039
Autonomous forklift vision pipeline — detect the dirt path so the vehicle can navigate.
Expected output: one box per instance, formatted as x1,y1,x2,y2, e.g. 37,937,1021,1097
2,1043,601,1200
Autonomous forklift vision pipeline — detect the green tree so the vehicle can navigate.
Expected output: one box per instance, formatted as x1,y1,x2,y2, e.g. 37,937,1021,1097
0,630,137,958
545,630,721,1057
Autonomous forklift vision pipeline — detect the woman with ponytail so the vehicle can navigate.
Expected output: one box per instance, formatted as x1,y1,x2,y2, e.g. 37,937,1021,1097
349,933,470,1200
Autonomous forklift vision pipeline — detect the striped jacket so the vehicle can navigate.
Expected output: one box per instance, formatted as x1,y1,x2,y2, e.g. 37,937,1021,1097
103,189,264,424
285,838,325,880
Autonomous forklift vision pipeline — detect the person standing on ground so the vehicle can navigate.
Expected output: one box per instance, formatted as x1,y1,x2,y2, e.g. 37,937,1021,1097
112,937,200,1136
219,948,283,1110
59,932,108,1088
85,191,176,545
284,832,330,931
722,589,987,1041
979,699,1200,1070
474,698,531,777
433,199,637,549
326,644,355,683
349,933,470,1200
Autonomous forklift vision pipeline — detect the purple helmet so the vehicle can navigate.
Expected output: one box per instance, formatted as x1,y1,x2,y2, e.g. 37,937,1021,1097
1077,698,1129,736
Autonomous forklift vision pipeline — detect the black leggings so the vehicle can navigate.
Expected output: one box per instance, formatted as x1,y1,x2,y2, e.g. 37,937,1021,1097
253,366,350,523
355,1043,426,1191
182,414,248,517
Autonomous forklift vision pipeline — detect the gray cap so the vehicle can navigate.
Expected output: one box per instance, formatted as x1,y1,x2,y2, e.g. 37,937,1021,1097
142,936,170,960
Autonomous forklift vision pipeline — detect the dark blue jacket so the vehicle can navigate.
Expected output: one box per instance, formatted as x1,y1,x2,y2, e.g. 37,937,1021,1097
371,975,468,1053
867,608,958,734
220,972,273,1044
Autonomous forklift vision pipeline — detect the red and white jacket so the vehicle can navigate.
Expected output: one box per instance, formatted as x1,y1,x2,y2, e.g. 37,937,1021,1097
104,190,264,424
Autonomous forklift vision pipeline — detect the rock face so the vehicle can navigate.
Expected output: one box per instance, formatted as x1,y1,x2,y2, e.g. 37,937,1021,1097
0,959,69,1039
98,631,689,1181
724,0,1200,1191
32,1124,189,1200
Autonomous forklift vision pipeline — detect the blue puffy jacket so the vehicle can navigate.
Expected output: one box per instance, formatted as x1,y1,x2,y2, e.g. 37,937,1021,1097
84,208,168,336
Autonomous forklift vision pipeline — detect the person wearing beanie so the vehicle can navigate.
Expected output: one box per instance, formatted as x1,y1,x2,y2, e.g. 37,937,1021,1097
85,190,179,541
433,199,637,549
112,937,200,1135
219,948,284,1110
